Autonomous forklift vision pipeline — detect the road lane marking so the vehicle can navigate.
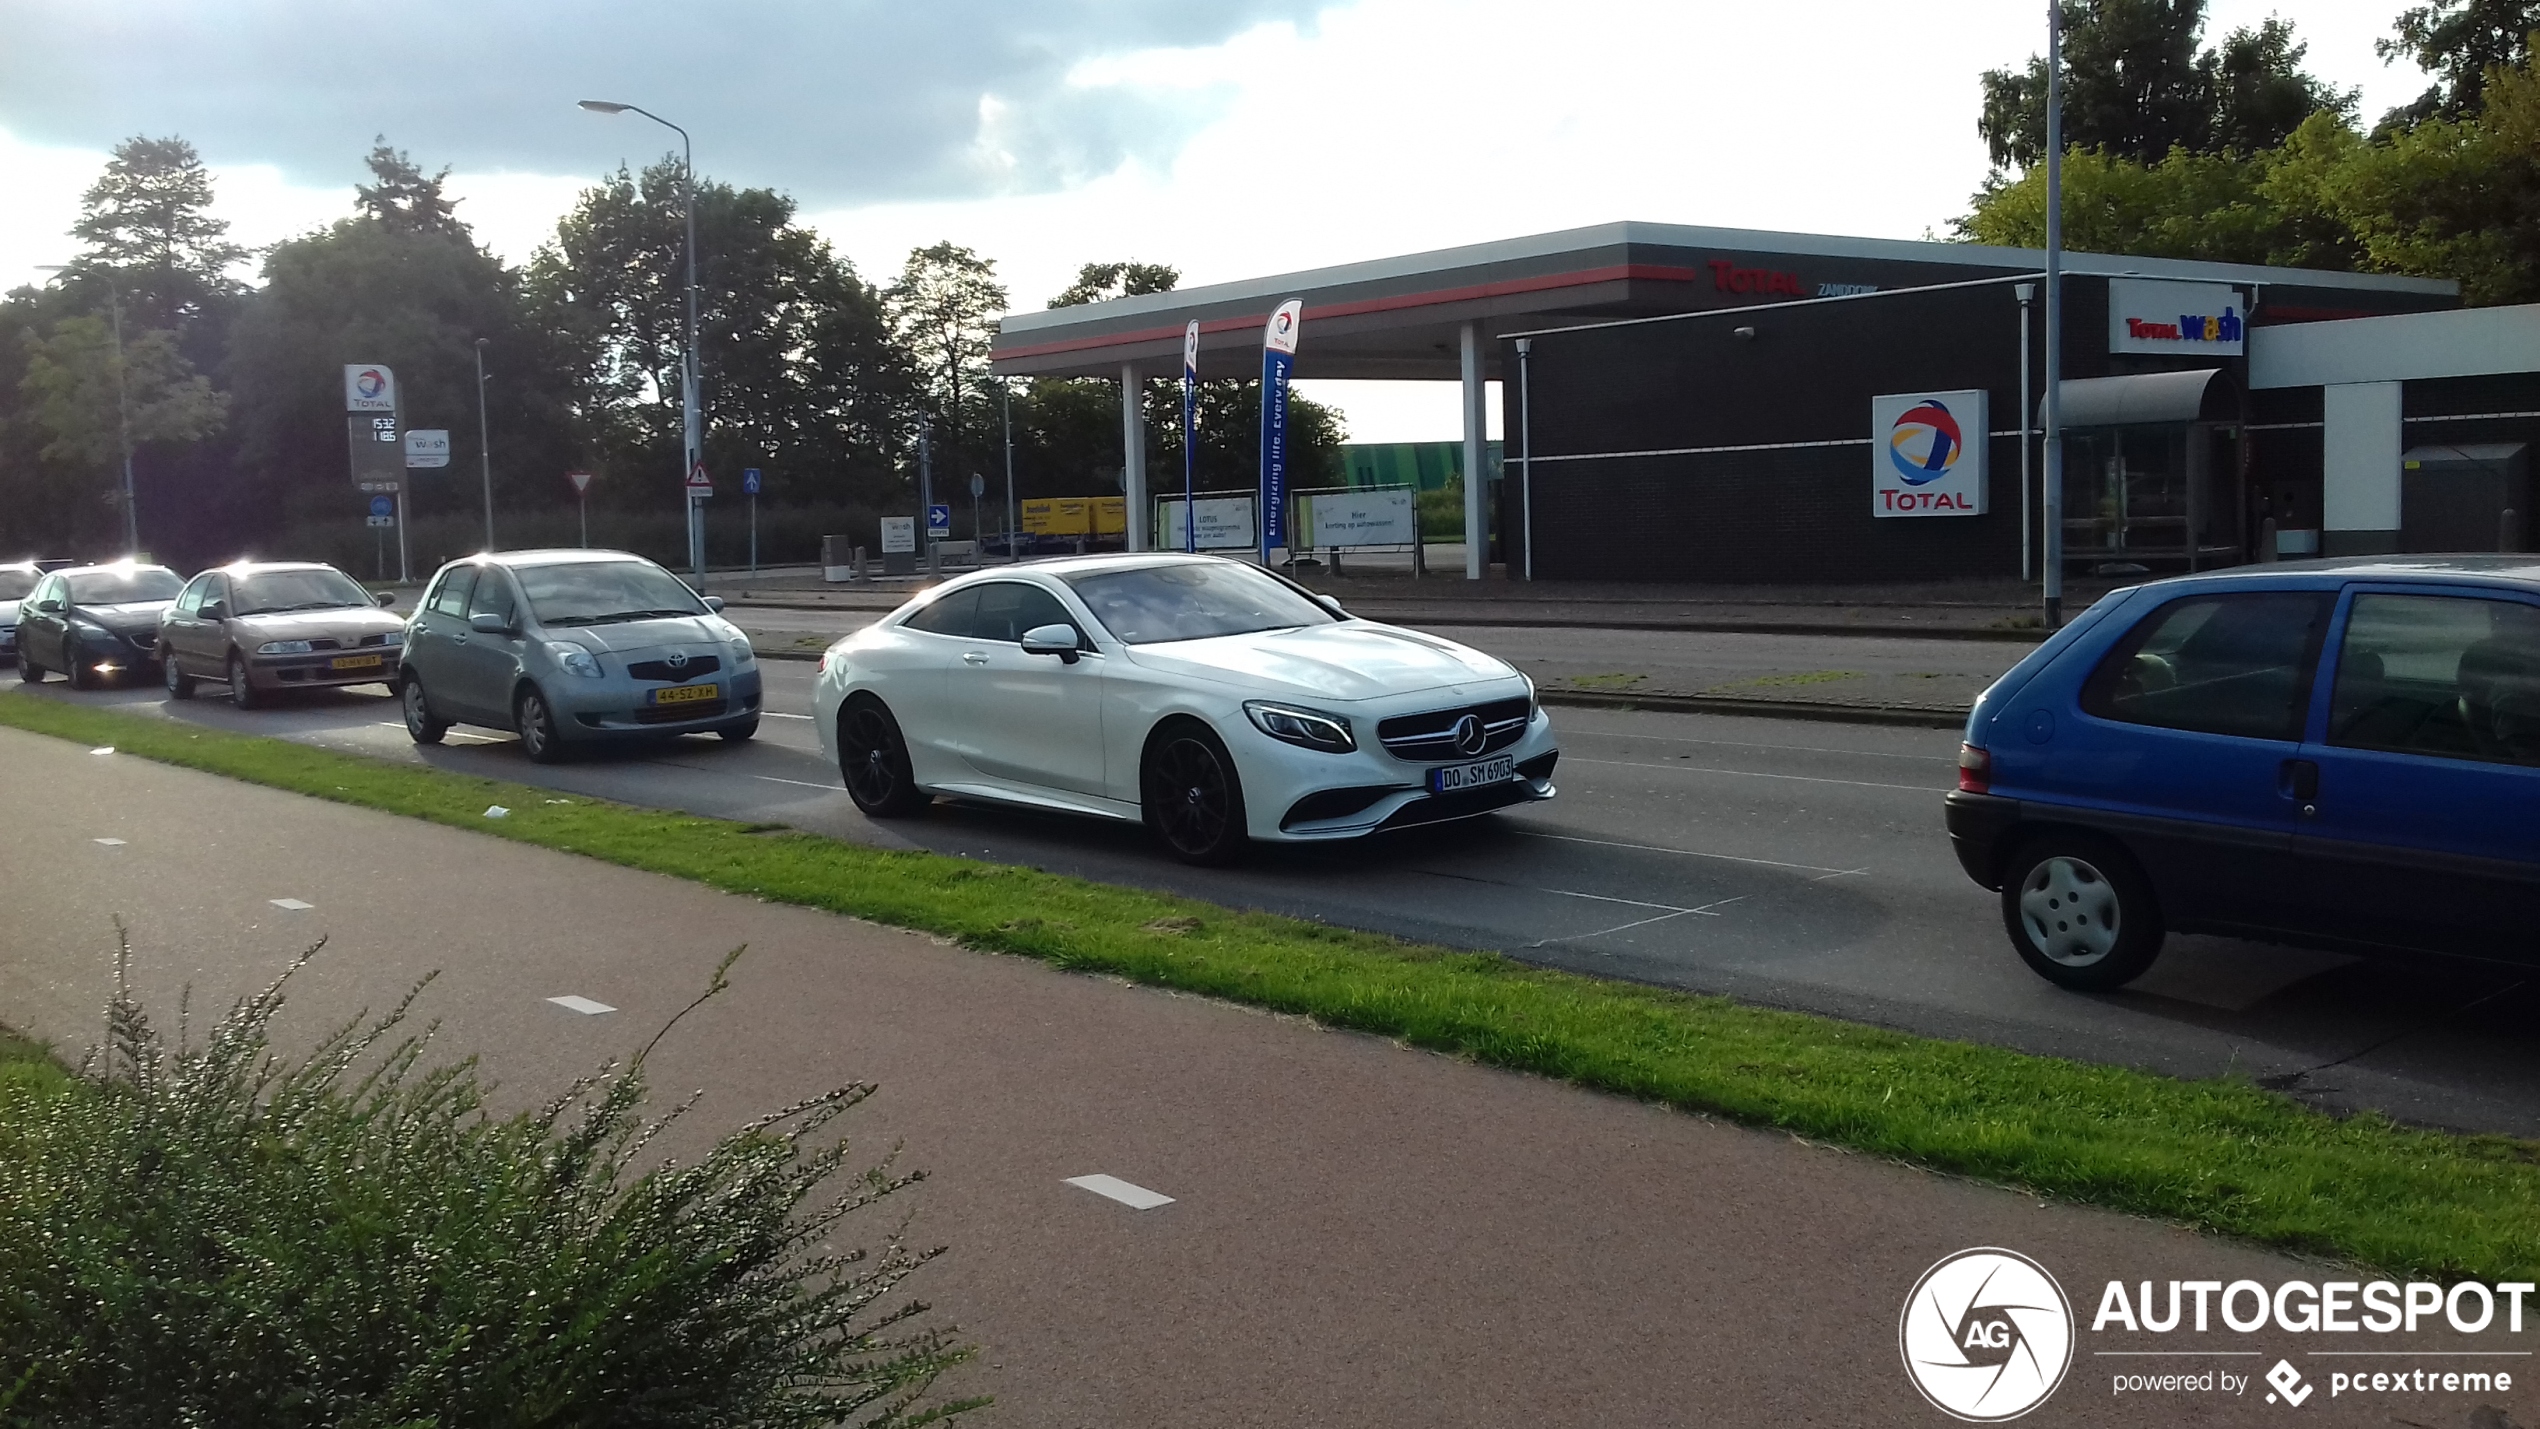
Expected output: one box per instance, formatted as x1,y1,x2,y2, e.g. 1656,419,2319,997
1562,754,1939,793
754,774,838,791
1557,727,1953,762
93,838,126,847
547,995,617,1015
1511,829,1855,876
1065,1174,1175,1210
269,898,313,911
369,721,506,744
764,711,812,720
1536,894,1750,946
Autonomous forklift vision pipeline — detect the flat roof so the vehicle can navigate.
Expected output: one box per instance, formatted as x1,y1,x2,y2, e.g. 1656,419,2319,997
991,219,2457,382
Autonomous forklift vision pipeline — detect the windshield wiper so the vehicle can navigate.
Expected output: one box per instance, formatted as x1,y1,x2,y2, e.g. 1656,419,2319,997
584,608,702,625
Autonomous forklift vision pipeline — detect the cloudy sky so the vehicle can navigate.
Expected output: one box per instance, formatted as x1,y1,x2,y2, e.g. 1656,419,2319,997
0,0,2431,440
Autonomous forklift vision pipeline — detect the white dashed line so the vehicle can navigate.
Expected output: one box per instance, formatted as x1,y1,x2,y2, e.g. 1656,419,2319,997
546,995,617,1015
754,775,837,791
269,898,314,911
93,838,126,847
764,711,813,720
1065,1174,1175,1210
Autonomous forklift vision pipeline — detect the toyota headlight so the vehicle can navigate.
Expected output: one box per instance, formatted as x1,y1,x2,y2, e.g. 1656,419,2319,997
257,639,314,655
546,642,604,679
1244,700,1355,753
727,637,757,668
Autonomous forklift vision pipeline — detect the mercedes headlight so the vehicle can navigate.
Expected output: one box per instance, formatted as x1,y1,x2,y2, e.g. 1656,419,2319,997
256,639,314,655
545,642,604,679
1244,700,1355,753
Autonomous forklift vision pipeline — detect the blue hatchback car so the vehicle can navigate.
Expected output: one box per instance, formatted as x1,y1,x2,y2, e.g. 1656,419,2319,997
1947,558,2540,989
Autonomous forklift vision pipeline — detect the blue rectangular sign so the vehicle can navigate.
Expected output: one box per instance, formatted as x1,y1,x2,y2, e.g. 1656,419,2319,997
742,467,762,495
1258,346,1291,551
927,503,952,535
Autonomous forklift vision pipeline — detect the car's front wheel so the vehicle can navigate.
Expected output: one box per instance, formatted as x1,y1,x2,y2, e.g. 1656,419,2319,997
516,685,570,764
163,649,195,700
226,652,260,709
401,672,447,745
1143,721,1248,866
836,695,926,817
2000,833,2165,990
18,649,43,683
719,717,759,743
64,646,92,690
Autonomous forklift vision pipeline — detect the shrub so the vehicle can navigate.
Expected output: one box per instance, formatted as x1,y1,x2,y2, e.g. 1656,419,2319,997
0,939,980,1428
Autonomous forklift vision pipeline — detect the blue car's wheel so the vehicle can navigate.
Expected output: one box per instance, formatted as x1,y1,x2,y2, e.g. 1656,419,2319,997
2001,833,2164,990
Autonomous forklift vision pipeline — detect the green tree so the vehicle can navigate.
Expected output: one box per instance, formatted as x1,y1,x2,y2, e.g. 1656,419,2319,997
353,138,467,238
1047,260,1180,308
2379,0,2540,124
67,136,246,326
1978,1,2352,169
885,243,1008,453
20,316,225,470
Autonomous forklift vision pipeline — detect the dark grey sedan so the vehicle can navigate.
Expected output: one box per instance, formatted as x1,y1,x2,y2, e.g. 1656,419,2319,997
15,562,183,688
398,550,763,762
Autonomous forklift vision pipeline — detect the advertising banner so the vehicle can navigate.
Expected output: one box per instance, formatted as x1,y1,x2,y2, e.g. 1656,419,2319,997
878,516,917,554
343,364,395,413
1092,495,1127,536
1301,487,1417,547
1258,299,1302,555
1182,319,1201,552
1157,495,1258,550
1022,497,1089,536
403,429,450,469
1870,390,1988,517
2108,279,2245,355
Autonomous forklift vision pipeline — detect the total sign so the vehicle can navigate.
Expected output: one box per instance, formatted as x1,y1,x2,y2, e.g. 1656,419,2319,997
1871,390,1988,518
344,364,397,413
2109,279,2245,355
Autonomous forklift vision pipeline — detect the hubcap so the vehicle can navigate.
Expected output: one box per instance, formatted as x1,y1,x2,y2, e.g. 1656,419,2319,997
523,697,547,752
2018,855,2121,966
843,711,898,803
1156,739,1228,850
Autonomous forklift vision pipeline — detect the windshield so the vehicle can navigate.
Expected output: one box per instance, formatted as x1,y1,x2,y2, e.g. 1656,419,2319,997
1061,562,1337,645
0,571,33,601
232,568,373,616
517,561,707,626
65,568,180,605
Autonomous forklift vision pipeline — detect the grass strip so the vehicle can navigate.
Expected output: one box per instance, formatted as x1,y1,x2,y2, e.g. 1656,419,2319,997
7,691,2539,1281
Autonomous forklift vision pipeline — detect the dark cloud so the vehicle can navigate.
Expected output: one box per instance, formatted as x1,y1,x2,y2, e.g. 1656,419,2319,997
0,1,1324,203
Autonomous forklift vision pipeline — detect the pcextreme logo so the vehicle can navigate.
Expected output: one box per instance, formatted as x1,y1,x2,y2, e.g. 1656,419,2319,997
1900,1248,2076,1421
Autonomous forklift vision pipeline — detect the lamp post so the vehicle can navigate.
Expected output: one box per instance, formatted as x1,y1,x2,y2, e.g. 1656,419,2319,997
36,265,137,555
2041,0,2066,629
580,98,703,580
474,337,495,549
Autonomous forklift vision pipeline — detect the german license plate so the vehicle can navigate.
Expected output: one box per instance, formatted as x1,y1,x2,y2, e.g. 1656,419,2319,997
330,654,383,671
1430,755,1515,793
651,682,720,706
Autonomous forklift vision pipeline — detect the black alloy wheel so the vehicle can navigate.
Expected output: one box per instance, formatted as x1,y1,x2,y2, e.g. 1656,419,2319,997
516,686,569,764
163,648,195,700
837,697,926,817
401,673,447,745
1144,724,1248,867
226,652,260,709
1999,832,2167,991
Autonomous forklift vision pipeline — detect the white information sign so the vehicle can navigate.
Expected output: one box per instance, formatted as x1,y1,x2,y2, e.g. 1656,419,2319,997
1303,487,1416,547
1870,390,1989,518
1157,495,1258,551
403,429,450,468
343,364,396,412
2108,279,2245,355
879,516,918,555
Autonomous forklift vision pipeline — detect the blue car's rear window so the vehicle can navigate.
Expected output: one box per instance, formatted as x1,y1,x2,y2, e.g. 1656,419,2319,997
2080,591,2333,742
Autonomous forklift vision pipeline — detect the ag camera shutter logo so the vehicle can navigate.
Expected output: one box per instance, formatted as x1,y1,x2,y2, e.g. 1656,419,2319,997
1900,1248,2074,1421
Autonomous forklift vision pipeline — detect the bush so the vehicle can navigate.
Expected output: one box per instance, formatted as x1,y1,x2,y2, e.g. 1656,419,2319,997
0,939,980,1428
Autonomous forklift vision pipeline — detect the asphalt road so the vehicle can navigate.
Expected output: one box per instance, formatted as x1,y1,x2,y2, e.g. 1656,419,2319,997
20,641,2540,1138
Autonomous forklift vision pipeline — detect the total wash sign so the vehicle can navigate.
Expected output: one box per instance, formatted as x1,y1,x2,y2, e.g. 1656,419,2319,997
1872,390,1988,517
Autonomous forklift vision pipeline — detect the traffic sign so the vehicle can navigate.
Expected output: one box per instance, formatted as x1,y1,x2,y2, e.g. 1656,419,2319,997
968,473,985,498
743,467,762,496
567,470,594,495
686,460,713,493
368,495,394,519
366,515,395,528
926,503,952,536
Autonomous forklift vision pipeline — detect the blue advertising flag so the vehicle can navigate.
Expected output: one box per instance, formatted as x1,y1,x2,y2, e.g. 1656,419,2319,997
1182,319,1200,552
1257,299,1302,559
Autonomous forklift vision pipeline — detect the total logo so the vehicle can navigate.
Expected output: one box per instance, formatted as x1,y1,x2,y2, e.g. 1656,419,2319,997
2125,306,2243,344
353,367,389,402
1900,1248,2075,1421
1889,399,1966,488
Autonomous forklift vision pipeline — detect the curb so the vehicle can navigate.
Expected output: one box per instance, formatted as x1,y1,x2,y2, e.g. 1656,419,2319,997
755,646,1966,730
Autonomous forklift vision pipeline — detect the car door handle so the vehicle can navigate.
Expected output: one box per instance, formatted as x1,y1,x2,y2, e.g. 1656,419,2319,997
2280,758,2319,815
962,651,989,665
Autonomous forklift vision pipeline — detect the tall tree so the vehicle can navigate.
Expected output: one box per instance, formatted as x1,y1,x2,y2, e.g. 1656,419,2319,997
2379,0,2540,124
20,317,227,470
1977,1,2352,169
354,139,467,238
1047,261,1180,309
885,243,1007,455
67,136,246,324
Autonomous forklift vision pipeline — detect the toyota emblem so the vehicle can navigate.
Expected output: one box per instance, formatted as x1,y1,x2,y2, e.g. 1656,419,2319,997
1452,713,1487,756
665,651,689,670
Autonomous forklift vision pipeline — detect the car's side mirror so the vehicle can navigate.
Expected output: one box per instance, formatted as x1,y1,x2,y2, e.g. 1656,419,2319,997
376,591,396,608
468,612,511,635
198,601,227,622
702,596,726,613
1020,623,1082,664
1315,594,1345,615
38,599,63,615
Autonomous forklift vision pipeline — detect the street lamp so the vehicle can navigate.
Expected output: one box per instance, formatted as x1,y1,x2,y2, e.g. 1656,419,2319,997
474,337,495,549
579,98,704,579
35,264,138,556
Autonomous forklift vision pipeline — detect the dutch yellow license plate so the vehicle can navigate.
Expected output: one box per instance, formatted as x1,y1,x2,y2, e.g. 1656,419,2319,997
330,654,383,671
651,682,720,706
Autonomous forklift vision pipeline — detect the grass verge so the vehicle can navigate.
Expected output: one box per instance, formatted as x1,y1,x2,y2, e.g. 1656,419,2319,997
6,691,2539,1281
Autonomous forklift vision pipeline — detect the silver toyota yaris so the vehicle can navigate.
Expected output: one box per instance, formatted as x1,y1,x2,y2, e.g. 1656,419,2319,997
398,549,762,761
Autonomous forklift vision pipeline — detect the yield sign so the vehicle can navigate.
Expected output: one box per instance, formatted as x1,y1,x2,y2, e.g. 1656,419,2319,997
566,471,594,495
685,460,713,492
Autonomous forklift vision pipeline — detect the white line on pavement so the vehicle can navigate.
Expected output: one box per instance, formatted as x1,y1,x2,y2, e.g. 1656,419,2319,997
1558,726,1954,762
1562,754,1938,793
763,711,812,720
93,838,126,847
547,995,617,1016
1513,829,1855,876
269,898,314,911
1064,1174,1175,1210
754,774,837,791
1536,894,1750,947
